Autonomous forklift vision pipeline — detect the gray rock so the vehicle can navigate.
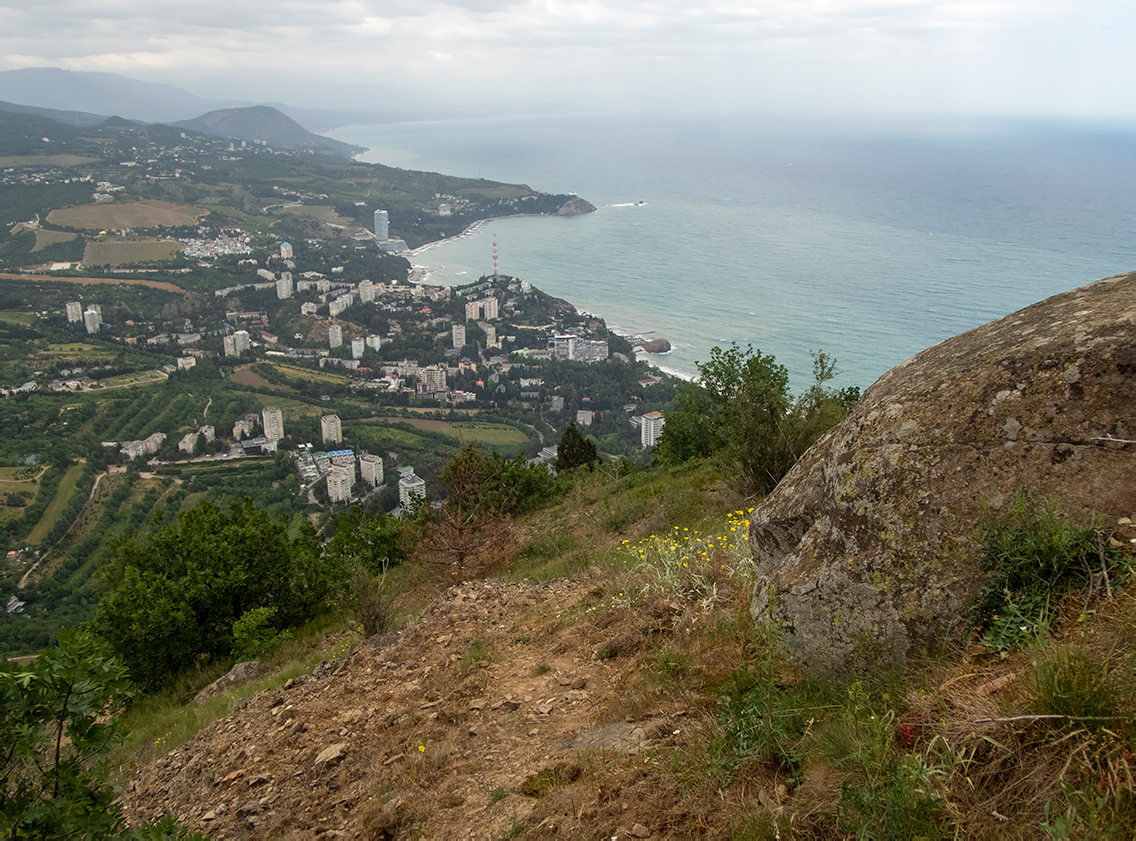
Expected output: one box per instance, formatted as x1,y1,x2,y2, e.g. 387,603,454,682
314,743,348,768
192,660,272,705
750,272,1136,677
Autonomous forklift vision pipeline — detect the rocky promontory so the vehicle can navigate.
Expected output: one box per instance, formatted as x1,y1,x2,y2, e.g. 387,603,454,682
639,338,671,354
556,197,597,217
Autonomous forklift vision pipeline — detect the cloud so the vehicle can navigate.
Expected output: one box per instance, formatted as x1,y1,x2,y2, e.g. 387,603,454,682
0,0,1121,118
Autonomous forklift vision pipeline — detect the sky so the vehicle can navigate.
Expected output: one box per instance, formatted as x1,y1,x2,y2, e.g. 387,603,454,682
1,0,1134,120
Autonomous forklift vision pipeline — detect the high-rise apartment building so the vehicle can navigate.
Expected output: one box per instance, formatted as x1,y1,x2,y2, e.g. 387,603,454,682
351,338,364,359
329,324,343,348
276,274,293,299
83,307,101,334
65,301,83,323
452,324,466,349
262,406,284,442
481,297,499,320
358,279,375,303
374,210,389,241
326,466,352,504
640,411,666,448
359,452,384,487
321,414,342,445
398,470,426,511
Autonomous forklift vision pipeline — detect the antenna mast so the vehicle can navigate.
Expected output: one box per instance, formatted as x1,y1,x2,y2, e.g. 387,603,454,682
492,234,498,280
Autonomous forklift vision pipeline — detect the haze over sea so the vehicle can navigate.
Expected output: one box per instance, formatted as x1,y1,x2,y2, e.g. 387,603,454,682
332,115,1136,390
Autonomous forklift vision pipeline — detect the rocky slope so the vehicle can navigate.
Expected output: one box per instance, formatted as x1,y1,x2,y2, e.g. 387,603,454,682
122,573,717,839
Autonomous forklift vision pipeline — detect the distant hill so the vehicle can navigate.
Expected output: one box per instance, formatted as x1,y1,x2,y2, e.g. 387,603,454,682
0,99,112,127
0,68,243,125
0,68,395,134
172,105,365,158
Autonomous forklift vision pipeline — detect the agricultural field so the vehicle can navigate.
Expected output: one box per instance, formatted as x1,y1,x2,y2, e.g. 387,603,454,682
0,310,37,326
82,238,184,266
356,416,530,450
274,205,355,226
35,343,117,365
32,230,80,252
0,273,186,294
25,462,84,545
0,154,101,167
243,392,326,418
46,199,205,230
0,466,42,525
269,362,353,386
88,370,167,390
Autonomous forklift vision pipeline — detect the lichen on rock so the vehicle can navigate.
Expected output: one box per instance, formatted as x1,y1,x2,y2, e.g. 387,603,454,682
749,272,1136,678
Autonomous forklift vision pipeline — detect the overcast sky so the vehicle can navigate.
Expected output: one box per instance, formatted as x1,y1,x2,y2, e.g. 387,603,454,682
1,0,1133,120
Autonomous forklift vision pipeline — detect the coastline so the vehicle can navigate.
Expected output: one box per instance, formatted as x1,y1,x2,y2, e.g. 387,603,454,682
407,210,694,381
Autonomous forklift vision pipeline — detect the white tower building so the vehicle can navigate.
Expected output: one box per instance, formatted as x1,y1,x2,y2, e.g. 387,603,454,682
374,210,389,241
262,406,285,442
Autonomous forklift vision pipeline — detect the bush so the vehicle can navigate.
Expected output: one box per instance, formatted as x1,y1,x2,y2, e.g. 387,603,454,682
231,607,291,661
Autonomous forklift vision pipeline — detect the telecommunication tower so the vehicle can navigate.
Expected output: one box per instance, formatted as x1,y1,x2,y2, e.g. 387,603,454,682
492,235,498,279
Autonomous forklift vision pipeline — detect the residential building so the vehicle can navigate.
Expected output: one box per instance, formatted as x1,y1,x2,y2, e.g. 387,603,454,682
483,324,498,348
358,279,375,303
329,324,343,348
280,241,293,259
420,365,447,388
641,411,666,448
326,466,353,504
233,330,251,354
262,406,284,442
365,334,382,351
576,410,593,427
276,274,293,299
200,425,215,442
65,301,82,323
119,432,165,461
178,432,199,455
301,302,317,316
321,414,342,445
465,300,482,321
351,338,364,359
374,209,389,240
398,470,426,511
359,452,384,487
83,307,101,334
481,297,499,320
176,357,196,370
452,323,466,349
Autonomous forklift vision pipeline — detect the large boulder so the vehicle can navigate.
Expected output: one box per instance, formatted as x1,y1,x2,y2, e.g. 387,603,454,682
749,272,1136,677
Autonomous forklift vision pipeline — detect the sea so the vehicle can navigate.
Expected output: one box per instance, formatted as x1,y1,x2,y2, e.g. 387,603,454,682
329,114,1136,391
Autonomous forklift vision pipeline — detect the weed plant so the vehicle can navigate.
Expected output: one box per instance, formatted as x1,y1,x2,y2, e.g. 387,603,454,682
971,495,1130,653
618,507,755,607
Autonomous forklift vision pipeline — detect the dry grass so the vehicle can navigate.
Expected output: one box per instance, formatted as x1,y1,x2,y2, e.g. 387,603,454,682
31,229,79,252
0,272,186,294
47,199,205,229
82,238,183,266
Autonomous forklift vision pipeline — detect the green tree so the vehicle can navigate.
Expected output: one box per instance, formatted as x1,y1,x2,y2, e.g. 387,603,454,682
325,503,406,576
0,628,202,839
655,345,856,494
555,422,598,472
92,498,331,689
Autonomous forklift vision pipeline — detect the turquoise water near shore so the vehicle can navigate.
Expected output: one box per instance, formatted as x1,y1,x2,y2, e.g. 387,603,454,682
330,115,1136,389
